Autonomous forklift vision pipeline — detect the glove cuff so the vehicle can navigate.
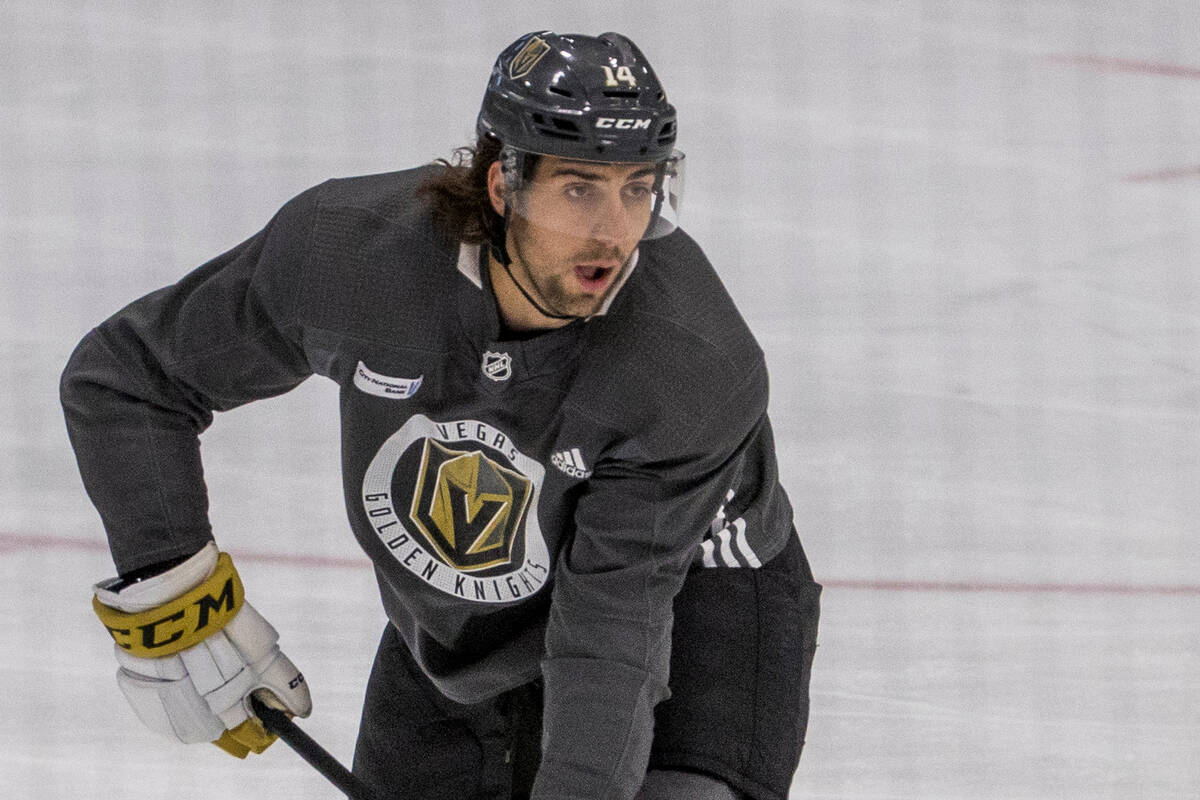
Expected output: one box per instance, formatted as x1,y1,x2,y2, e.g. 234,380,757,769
93,546,245,658
94,542,219,612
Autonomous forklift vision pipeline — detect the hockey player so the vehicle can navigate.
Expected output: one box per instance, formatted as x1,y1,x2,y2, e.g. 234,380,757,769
62,31,821,800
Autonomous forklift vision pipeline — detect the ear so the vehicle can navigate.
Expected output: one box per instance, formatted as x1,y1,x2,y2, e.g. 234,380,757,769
486,161,506,216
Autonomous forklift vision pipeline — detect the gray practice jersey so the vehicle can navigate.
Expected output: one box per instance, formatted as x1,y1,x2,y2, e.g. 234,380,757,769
61,166,797,800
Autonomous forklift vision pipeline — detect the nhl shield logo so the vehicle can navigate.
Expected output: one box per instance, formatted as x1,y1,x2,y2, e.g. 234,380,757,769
482,351,512,382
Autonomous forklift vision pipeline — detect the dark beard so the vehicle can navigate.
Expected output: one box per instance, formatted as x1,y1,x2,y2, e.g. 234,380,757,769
509,238,624,319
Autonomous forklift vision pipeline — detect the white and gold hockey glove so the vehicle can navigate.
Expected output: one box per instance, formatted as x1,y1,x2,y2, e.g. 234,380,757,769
92,542,311,757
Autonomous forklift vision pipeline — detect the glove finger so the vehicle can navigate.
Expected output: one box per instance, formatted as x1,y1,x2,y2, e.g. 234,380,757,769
222,602,279,664
116,668,225,743
114,646,187,680
205,630,254,681
253,651,312,718
179,636,232,695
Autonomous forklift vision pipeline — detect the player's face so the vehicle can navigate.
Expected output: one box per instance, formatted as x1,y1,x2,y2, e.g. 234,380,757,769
503,156,658,320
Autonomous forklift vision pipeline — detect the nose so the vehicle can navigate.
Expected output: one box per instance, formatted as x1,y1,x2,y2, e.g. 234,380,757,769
587,193,637,246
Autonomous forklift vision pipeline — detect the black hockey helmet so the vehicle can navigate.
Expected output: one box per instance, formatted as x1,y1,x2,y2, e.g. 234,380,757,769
478,31,686,261
477,30,678,162
475,31,685,320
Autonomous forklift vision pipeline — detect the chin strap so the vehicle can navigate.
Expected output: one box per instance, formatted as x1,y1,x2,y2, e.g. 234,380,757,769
499,256,580,322
488,213,580,322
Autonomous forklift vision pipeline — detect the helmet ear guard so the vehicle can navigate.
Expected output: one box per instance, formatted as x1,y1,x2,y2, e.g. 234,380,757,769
495,145,528,193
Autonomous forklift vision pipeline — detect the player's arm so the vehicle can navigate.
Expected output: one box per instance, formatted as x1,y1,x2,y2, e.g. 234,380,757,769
61,184,324,751
531,362,769,800
60,183,321,572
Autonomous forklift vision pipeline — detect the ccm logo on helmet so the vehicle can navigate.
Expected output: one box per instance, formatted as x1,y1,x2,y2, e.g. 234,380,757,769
596,117,652,130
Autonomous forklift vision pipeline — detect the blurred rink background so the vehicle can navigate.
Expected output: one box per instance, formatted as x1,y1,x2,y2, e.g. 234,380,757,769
3,1,1199,797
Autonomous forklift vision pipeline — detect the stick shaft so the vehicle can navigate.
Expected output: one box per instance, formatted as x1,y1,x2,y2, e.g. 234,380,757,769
250,696,379,800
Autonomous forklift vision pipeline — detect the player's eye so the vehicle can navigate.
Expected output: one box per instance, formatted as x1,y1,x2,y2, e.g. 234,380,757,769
623,183,653,202
564,183,596,200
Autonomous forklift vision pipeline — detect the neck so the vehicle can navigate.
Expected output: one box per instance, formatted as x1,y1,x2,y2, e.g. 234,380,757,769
487,250,574,332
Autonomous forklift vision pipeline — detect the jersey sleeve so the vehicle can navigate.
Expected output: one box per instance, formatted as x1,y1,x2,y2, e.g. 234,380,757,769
59,184,323,574
532,360,770,800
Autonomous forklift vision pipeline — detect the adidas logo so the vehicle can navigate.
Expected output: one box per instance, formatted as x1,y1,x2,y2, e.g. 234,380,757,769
551,448,592,479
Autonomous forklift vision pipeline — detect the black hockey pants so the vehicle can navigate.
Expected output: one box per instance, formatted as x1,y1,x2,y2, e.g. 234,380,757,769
351,532,820,800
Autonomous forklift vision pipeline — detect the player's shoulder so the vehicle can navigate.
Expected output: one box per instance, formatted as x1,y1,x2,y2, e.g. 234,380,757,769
264,164,450,250
271,166,462,346
303,165,446,233
316,164,438,204
618,227,762,371
574,229,768,445
280,164,461,280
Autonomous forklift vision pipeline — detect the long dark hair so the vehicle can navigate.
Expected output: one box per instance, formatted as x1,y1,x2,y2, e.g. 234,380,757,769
417,136,505,246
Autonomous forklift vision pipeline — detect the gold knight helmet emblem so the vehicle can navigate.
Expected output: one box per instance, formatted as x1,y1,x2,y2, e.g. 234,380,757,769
509,35,551,79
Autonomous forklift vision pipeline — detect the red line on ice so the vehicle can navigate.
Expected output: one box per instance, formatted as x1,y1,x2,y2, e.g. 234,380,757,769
0,531,368,570
1123,164,1200,183
822,577,1200,596
1045,53,1200,80
1045,55,1200,182
7,531,1200,596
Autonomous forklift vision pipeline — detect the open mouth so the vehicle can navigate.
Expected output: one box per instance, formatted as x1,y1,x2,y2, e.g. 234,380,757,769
573,264,616,292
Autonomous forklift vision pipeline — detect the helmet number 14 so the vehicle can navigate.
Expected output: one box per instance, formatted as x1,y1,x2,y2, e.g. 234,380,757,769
602,65,638,88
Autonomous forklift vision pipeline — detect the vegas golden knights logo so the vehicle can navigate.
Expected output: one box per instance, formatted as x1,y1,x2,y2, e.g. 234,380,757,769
362,415,551,604
409,440,532,572
509,35,551,79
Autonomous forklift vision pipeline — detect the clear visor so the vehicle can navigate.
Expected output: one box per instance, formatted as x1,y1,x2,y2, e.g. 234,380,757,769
501,148,686,246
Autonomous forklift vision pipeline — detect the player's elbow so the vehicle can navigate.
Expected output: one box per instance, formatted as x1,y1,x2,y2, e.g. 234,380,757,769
59,330,97,418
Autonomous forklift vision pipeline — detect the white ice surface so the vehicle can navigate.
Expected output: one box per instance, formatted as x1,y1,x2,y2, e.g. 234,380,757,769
3,2,1198,798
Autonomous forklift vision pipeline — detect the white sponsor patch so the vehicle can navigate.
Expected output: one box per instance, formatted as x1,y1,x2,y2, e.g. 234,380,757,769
354,361,423,399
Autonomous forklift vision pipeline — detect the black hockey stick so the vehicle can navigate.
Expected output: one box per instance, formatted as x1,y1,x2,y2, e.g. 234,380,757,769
250,694,380,800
